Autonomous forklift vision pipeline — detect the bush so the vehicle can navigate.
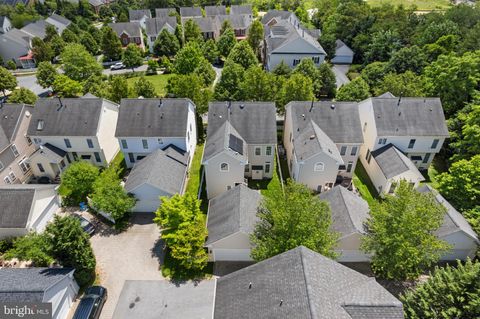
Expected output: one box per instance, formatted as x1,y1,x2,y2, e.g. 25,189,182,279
6,60,17,70
59,161,99,205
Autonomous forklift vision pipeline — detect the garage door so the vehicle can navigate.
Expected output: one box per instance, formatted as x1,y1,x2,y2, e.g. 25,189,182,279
132,200,160,213
441,250,473,261
213,249,252,262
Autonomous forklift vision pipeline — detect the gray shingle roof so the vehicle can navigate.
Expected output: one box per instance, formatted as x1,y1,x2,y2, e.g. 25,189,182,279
124,147,188,195
230,5,252,16
203,120,247,162
371,144,424,180
205,5,226,16
0,103,31,151
319,186,369,239
145,16,177,36
108,22,142,38
0,268,75,302
32,143,67,163
417,185,479,243
214,246,404,319
261,10,294,25
21,19,48,39
155,8,177,18
45,14,71,34
115,98,192,138
129,9,152,21
28,98,108,137
216,14,250,30
181,16,217,33
179,6,202,17
368,97,449,137
0,187,35,228
206,184,261,245
335,39,353,54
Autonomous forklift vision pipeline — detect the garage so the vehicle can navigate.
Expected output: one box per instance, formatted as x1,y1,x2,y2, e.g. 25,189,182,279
331,39,354,64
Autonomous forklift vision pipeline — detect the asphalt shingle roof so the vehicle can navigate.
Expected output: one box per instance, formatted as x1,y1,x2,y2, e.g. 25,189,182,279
0,103,31,151
0,187,35,228
115,98,191,138
108,22,142,38
155,8,177,18
205,5,226,16
206,184,261,245
21,19,48,38
214,246,404,319
32,143,67,163
145,16,177,36
181,16,217,33
371,144,424,180
261,10,294,24
230,4,252,16
129,9,152,21
180,6,202,17
216,14,250,30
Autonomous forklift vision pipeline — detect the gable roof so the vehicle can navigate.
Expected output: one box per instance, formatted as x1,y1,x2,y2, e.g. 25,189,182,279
367,97,449,137
206,184,261,245
0,103,32,151
179,6,202,17
21,19,48,38
417,185,479,243
230,4,252,16
319,186,369,239
31,143,67,163
216,14,251,30
335,39,354,55
214,246,404,319
27,98,109,137
0,16,7,28
205,5,226,16
203,120,247,162
261,10,295,25
115,98,192,138
124,147,188,195
45,13,71,33
108,22,142,38
0,28,31,58
129,9,152,21
181,16,217,33
371,144,424,180
155,8,177,18
145,16,177,36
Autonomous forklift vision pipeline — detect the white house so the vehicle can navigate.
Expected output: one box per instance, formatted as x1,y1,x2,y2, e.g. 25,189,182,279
284,101,363,192
0,16,12,34
202,102,277,199
145,16,177,52
205,184,261,261
129,9,152,29
358,96,449,195
115,98,197,168
0,268,79,319
331,39,354,64
27,98,120,177
0,184,60,239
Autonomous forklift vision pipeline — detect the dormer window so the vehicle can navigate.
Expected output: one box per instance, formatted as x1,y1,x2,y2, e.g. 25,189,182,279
37,120,45,131
220,163,229,171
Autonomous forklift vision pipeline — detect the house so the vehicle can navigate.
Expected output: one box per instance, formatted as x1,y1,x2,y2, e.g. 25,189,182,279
108,22,144,50
216,14,251,39
44,13,72,35
214,246,404,319
0,0,34,6
358,96,449,195
0,29,35,68
0,16,12,34
0,268,79,319
0,184,60,239
318,186,371,262
181,16,218,39
145,16,177,52
202,102,277,199
124,147,188,212
418,185,479,260
331,39,354,64
27,98,120,175
205,5,226,16
155,8,176,18
230,4,252,16
0,103,36,185
128,9,152,29
284,101,363,192
262,10,326,70
115,98,196,168
205,184,261,261
179,6,202,18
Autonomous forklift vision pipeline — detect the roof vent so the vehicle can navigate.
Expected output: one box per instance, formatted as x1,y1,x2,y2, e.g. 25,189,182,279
398,111,401,116
239,104,245,109
330,104,335,110
37,119,44,131
302,114,305,120
136,112,140,116
248,282,252,289
309,135,315,140
280,300,283,306
158,98,163,108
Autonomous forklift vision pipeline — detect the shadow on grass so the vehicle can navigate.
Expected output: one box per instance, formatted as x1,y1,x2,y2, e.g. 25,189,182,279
161,249,213,281
352,161,378,206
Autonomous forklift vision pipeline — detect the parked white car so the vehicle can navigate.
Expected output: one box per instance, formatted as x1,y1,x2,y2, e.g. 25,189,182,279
110,62,125,70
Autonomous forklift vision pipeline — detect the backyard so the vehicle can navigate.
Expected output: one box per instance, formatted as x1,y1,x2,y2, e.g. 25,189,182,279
126,73,173,97
352,161,378,206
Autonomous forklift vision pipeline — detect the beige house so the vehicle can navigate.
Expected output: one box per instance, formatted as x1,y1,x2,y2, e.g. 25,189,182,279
202,102,277,199
0,103,36,185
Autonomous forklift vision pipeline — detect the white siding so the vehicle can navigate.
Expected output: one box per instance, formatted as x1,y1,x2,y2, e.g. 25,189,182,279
207,232,252,261
129,183,172,213
296,153,339,192
43,274,79,319
96,101,120,164
439,232,479,261
204,152,245,199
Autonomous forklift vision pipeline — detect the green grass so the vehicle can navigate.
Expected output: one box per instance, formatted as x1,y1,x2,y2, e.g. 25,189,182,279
185,144,204,197
249,156,283,199
420,155,448,188
110,151,127,178
161,249,213,280
352,161,378,206
366,0,451,11
126,73,173,97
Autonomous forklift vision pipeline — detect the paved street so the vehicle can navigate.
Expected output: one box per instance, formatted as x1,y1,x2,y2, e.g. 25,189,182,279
102,64,148,76
16,74,49,96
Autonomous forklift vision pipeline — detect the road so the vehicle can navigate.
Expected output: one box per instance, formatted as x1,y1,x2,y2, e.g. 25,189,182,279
102,64,148,76
16,74,49,96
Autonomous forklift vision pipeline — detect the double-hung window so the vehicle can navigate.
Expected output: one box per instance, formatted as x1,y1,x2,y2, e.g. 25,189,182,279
11,144,19,157
64,138,72,148
87,139,94,148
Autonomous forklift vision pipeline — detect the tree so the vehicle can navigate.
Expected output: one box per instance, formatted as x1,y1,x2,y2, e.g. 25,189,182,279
44,24,57,42
364,30,402,63
227,40,258,69
122,44,143,72
154,194,208,272
59,161,99,204
174,41,203,74
4,233,53,266
374,71,425,97
272,60,291,77
5,60,16,70
387,45,426,75
247,19,263,56
166,74,211,114
83,75,109,98
336,77,370,102
61,28,79,43
251,180,338,261
80,32,99,55
449,104,480,162
133,77,156,98
217,27,236,58
361,61,388,92
109,75,128,103
101,26,122,61
52,74,83,97
317,63,336,98
293,58,322,96
279,73,314,110
50,35,66,56
415,20,460,46
401,259,480,319
202,39,219,63
219,19,232,36
31,37,54,63
45,215,96,287
213,60,245,101
61,43,102,82
361,181,450,280
8,88,37,104
240,66,277,101
153,29,180,57
194,58,216,86
183,19,202,43
36,61,57,88
0,66,17,97
117,11,128,22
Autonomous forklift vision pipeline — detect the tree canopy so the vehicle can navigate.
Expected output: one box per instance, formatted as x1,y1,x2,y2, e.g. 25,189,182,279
59,161,99,204
61,43,102,82
36,61,57,88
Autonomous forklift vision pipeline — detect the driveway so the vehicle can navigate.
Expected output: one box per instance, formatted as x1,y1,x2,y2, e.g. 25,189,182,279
16,74,49,96
332,64,351,88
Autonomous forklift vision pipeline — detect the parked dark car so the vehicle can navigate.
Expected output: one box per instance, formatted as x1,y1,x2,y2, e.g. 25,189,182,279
72,286,107,319
37,176,51,184
74,215,95,236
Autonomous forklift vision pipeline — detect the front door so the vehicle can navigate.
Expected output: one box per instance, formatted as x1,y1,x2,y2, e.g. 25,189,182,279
251,165,263,180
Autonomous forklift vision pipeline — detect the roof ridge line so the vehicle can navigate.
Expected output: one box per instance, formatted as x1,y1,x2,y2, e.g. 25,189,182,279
338,187,359,234
299,248,316,319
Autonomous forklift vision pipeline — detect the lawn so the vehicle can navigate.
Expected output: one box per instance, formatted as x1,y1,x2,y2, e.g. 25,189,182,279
352,161,378,206
366,0,451,11
126,73,173,97
185,144,204,197
248,155,284,199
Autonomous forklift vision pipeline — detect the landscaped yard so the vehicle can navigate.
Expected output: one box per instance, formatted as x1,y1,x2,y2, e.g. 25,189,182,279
185,144,204,197
366,0,451,11
352,161,378,206
248,156,283,199
126,73,173,97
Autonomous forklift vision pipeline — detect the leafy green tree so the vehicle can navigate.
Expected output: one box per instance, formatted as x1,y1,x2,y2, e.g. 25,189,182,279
317,63,336,98
401,259,480,319
240,66,277,101
361,61,388,92
133,77,156,98
364,30,402,63
415,20,460,46
374,71,425,97
217,27,236,58
36,61,57,88
52,74,83,97
5,60,16,70
0,66,17,97
361,181,450,280
462,22,480,52
387,45,426,74
279,73,314,110
101,26,122,61
80,32,99,55
175,24,184,47
109,76,129,103
44,24,57,42
183,19,202,43
45,215,96,287
336,77,370,102
59,161,99,204
50,35,66,56
122,43,143,72
117,11,128,22
61,43,102,82
247,19,263,56
4,233,53,266
227,40,257,70
449,104,480,162
8,88,37,104
319,31,337,59
202,39,219,63
213,60,245,101
83,75,109,98
31,37,54,63
272,60,291,77
193,58,215,86
154,29,180,57
167,74,211,114
219,19,232,36
251,180,338,261
174,41,203,74
423,34,459,62
62,28,79,43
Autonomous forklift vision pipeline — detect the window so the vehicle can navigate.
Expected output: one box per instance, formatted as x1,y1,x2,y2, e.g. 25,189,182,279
244,165,249,173
81,155,91,160
4,176,11,184
265,162,271,174
121,139,128,149
87,139,94,148
220,163,229,171
66,154,71,163
423,153,431,164
266,146,272,156
10,144,19,157
72,152,78,160
187,132,190,143
378,138,387,145
351,146,358,156
388,181,397,194
36,119,44,131
346,161,353,173
312,56,320,64
37,163,45,173
339,165,346,170
18,158,30,173
64,138,72,148
33,138,41,144
158,138,163,144
190,124,192,132
26,136,32,145
0,161,3,171
94,152,101,163
290,132,292,142
128,153,135,163
293,59,300,66
60,160,66,168
142,139,148,149
431,139,439,149
340,146,347,156
408,139,416,149
365,149,370,161
9,171,16,182
314,162,324,172
255,147,261,156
